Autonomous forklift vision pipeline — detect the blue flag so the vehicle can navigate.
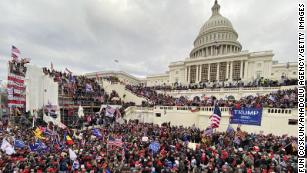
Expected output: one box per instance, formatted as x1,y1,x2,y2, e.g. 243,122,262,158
204,127,213,136
226,124,235,134
69,74,75,83
165,160,173,168
183,134,189,142
149,141,160,153
92,128,102,138
29,141,48,152
14,139,26,148
29,143,39,151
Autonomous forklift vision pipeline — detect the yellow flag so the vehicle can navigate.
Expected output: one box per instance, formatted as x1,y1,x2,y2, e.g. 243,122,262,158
33,127,45,139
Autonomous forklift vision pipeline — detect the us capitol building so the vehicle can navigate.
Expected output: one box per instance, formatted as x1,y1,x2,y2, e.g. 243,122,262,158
145,0,298,86
87,0,299,86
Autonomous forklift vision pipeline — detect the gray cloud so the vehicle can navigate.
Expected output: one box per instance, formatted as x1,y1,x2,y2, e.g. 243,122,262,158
0,0,297,80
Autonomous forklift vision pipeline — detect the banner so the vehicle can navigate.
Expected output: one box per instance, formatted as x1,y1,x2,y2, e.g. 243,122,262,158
7,72,26,108
230,108,263,126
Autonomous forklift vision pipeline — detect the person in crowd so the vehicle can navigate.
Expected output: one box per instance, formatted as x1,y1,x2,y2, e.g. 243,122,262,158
0,120,298,172
126,84,298,109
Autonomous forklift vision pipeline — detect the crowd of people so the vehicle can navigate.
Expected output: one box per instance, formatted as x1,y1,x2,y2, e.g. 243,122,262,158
0,119,299,172
42,67,125,106
126,85,298,108
75,101,136,128
146,78,298,91
8,61,27,77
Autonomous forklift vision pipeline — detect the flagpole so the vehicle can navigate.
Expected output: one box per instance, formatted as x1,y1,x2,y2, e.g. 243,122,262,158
32,115,35,128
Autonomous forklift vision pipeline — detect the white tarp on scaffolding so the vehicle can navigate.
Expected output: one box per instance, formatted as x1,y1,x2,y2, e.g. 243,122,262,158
25,64,60,123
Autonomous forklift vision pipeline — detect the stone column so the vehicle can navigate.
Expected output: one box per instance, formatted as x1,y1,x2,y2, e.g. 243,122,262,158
240,60,244,80
208,64,211,82
185,67,187,82
226,61,229,80
220,46,222,55
244,61,248,81
196,65,199,83
229,61,233,81
216,62,220,81
187,66,190,83
199,65,202,82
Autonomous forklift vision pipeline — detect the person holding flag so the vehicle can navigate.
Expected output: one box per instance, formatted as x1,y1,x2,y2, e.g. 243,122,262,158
209,102,222,129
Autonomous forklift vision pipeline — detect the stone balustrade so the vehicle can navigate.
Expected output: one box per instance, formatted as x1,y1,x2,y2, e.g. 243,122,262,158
129,106,295,116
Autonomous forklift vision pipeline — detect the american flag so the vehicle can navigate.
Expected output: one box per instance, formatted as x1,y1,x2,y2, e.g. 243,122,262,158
11,45,20,61
12,45,20,54
107,136,123,147
210,105,222,128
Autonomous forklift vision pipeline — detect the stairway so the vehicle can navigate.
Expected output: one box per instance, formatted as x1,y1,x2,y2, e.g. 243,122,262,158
101,80,146,105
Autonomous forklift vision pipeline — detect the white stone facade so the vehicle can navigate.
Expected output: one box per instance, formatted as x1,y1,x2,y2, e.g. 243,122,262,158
271,62,298,81
145,0,299,87
146,73,170,86
85,71,143,85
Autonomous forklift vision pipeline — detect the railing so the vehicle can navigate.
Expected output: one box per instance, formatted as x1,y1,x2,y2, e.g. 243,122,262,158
125,106,295,115
155,106,230,112
134,106,154,111
157,85,297,94
267,108,292,114
124,106,154,113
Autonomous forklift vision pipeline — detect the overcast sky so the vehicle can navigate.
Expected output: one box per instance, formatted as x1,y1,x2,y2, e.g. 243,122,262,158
0,0,298,80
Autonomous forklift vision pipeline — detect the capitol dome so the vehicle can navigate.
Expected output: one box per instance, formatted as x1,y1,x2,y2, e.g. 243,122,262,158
190,0,242,58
